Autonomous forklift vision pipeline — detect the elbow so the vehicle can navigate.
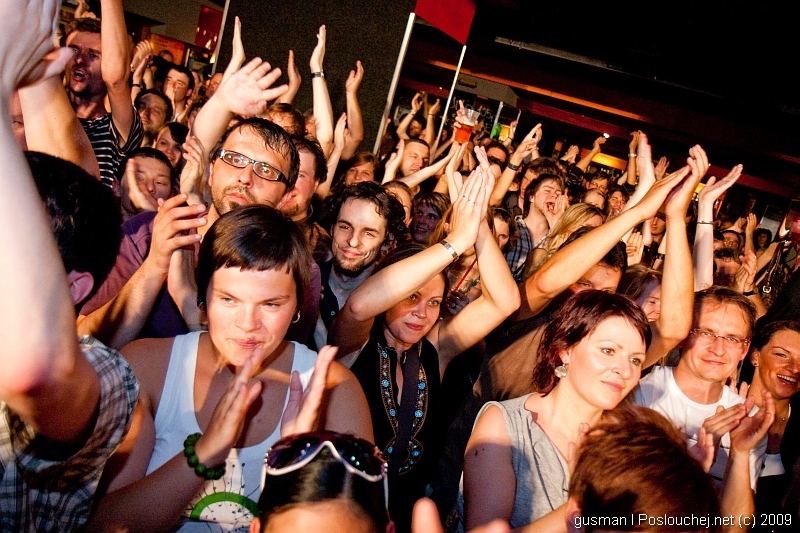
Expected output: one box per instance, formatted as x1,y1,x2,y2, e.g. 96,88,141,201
497,287,521,317
343,297,371,323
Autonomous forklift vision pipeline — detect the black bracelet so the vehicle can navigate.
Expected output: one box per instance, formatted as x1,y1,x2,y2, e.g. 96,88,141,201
507,161,521,172
184,433,226,480
743,290,757,296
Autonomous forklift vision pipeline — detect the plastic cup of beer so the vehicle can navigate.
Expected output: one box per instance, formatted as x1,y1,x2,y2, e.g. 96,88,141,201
454,108,478,143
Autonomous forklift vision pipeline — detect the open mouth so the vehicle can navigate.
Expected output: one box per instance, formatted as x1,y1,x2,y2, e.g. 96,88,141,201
778,374,798,384
72,68,86,82
545,201,555,212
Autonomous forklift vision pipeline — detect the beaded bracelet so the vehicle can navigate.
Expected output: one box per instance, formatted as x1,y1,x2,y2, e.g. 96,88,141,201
184,433,226,480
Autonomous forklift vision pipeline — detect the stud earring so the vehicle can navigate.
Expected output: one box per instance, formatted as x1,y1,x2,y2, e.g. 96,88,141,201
555,364,567,379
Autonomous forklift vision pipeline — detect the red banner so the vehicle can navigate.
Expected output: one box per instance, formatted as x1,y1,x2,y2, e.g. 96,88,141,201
415,0,476,45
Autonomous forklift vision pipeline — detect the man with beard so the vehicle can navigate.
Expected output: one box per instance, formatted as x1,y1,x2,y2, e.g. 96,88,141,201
64,2,143,186
312,182,407,352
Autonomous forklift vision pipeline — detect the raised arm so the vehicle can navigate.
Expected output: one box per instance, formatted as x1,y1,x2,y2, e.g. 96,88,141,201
517,165,690,321
18,78,100,178
100,0,135,144
489,124,540,207
397,144,456,189
575,136,605,172
277,50,301,106
310,26,334,156
76,196,206,348
0,0,98,442
329,166,488,356
191,58,287,160
220,17,245,85
693,165,742,290
644,145,708,368
422,97,440,147
624,131,639,186
341,60,364,159
316,112,346,199
396,92,423,141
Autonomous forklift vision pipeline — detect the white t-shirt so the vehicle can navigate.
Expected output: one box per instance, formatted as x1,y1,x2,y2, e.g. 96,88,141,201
634,365,766,490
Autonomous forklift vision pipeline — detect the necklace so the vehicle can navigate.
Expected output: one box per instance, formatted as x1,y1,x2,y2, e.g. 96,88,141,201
378,342,427,474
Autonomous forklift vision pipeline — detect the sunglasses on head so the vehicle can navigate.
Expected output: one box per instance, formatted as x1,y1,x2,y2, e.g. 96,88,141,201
486,155,507,170
264,431,387,482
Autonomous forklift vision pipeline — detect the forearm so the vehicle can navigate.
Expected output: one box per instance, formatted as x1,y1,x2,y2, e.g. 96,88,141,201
88,453,207,533
694,201,715,290
76,258,168,349
18,79,101,178
100,0,130,87
395,111,414,140
720,452,754,532
474,223,520,315
524,208,644,313
434,136,454,160
576,147,599,171
0,104,94,439
312,78,334,156
490,166,518,206
343,242,458,321
397,157,449,189
658,218,693,341
317,144,343,199
422,113,435,146
191,96,232,160
515,505,568,533
626,153,637,185
341,91,364,160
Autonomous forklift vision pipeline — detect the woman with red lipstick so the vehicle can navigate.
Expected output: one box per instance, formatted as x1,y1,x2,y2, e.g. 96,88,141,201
741,320,800,528
90,206,372,533
461,290,650,531
329,166,520,532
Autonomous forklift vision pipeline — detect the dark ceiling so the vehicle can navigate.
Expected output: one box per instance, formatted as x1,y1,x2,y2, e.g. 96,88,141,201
400,0,800,199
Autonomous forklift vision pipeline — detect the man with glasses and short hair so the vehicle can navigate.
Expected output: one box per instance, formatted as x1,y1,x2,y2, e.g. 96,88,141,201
635,286,771,519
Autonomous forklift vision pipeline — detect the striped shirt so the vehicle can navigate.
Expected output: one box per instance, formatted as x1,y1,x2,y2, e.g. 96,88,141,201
0,336,138,532
81,110,144,186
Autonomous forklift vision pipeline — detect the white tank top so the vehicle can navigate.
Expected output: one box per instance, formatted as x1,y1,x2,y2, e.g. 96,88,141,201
146,332,317,532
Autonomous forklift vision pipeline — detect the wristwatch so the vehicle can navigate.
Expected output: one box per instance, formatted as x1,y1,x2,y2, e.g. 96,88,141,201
507,161,521,172
311,71,325,79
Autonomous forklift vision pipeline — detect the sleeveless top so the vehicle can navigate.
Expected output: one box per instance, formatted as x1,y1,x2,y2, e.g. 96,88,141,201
146,332,316,532
349,324,443,533
456,394,569,531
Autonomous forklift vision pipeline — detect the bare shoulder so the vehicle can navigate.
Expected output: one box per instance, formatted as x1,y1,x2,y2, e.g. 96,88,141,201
326,360,359,386
472,404,510,443
120,336,176,407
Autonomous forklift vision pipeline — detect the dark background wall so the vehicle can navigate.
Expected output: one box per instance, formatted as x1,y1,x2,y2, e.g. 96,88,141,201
218,0,417,152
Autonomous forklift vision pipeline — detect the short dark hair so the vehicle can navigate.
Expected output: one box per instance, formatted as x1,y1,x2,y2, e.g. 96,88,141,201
532,290,650,394
195,205,310,308
68,17,101,36
404,137,430,151
135,89,173,124
751,320,800,352
570,405,720,533
267,103,306,136
694,286,757,337
522,174,565,217
323,182,408,245
525,157,562,179
258,437,389,533
129,146,173,170
374,242,450,318
753,228,773,246
162,122,189,147
166,64,195,92
211,117,300,192
26,152,121,304
485,140,509,161
291,136,327,184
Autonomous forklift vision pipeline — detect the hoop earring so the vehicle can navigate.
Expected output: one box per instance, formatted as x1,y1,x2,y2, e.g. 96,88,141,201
554,364,567,379
292,311,301,324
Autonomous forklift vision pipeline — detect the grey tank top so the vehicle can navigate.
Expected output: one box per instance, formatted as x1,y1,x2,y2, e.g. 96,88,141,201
457,394,569,530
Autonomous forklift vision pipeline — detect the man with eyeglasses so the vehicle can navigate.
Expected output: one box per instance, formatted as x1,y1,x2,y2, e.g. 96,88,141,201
79,60,299,344
635,286,771,517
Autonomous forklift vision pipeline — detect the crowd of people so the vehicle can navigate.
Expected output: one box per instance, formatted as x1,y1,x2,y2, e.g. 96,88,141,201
3,0,800,532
